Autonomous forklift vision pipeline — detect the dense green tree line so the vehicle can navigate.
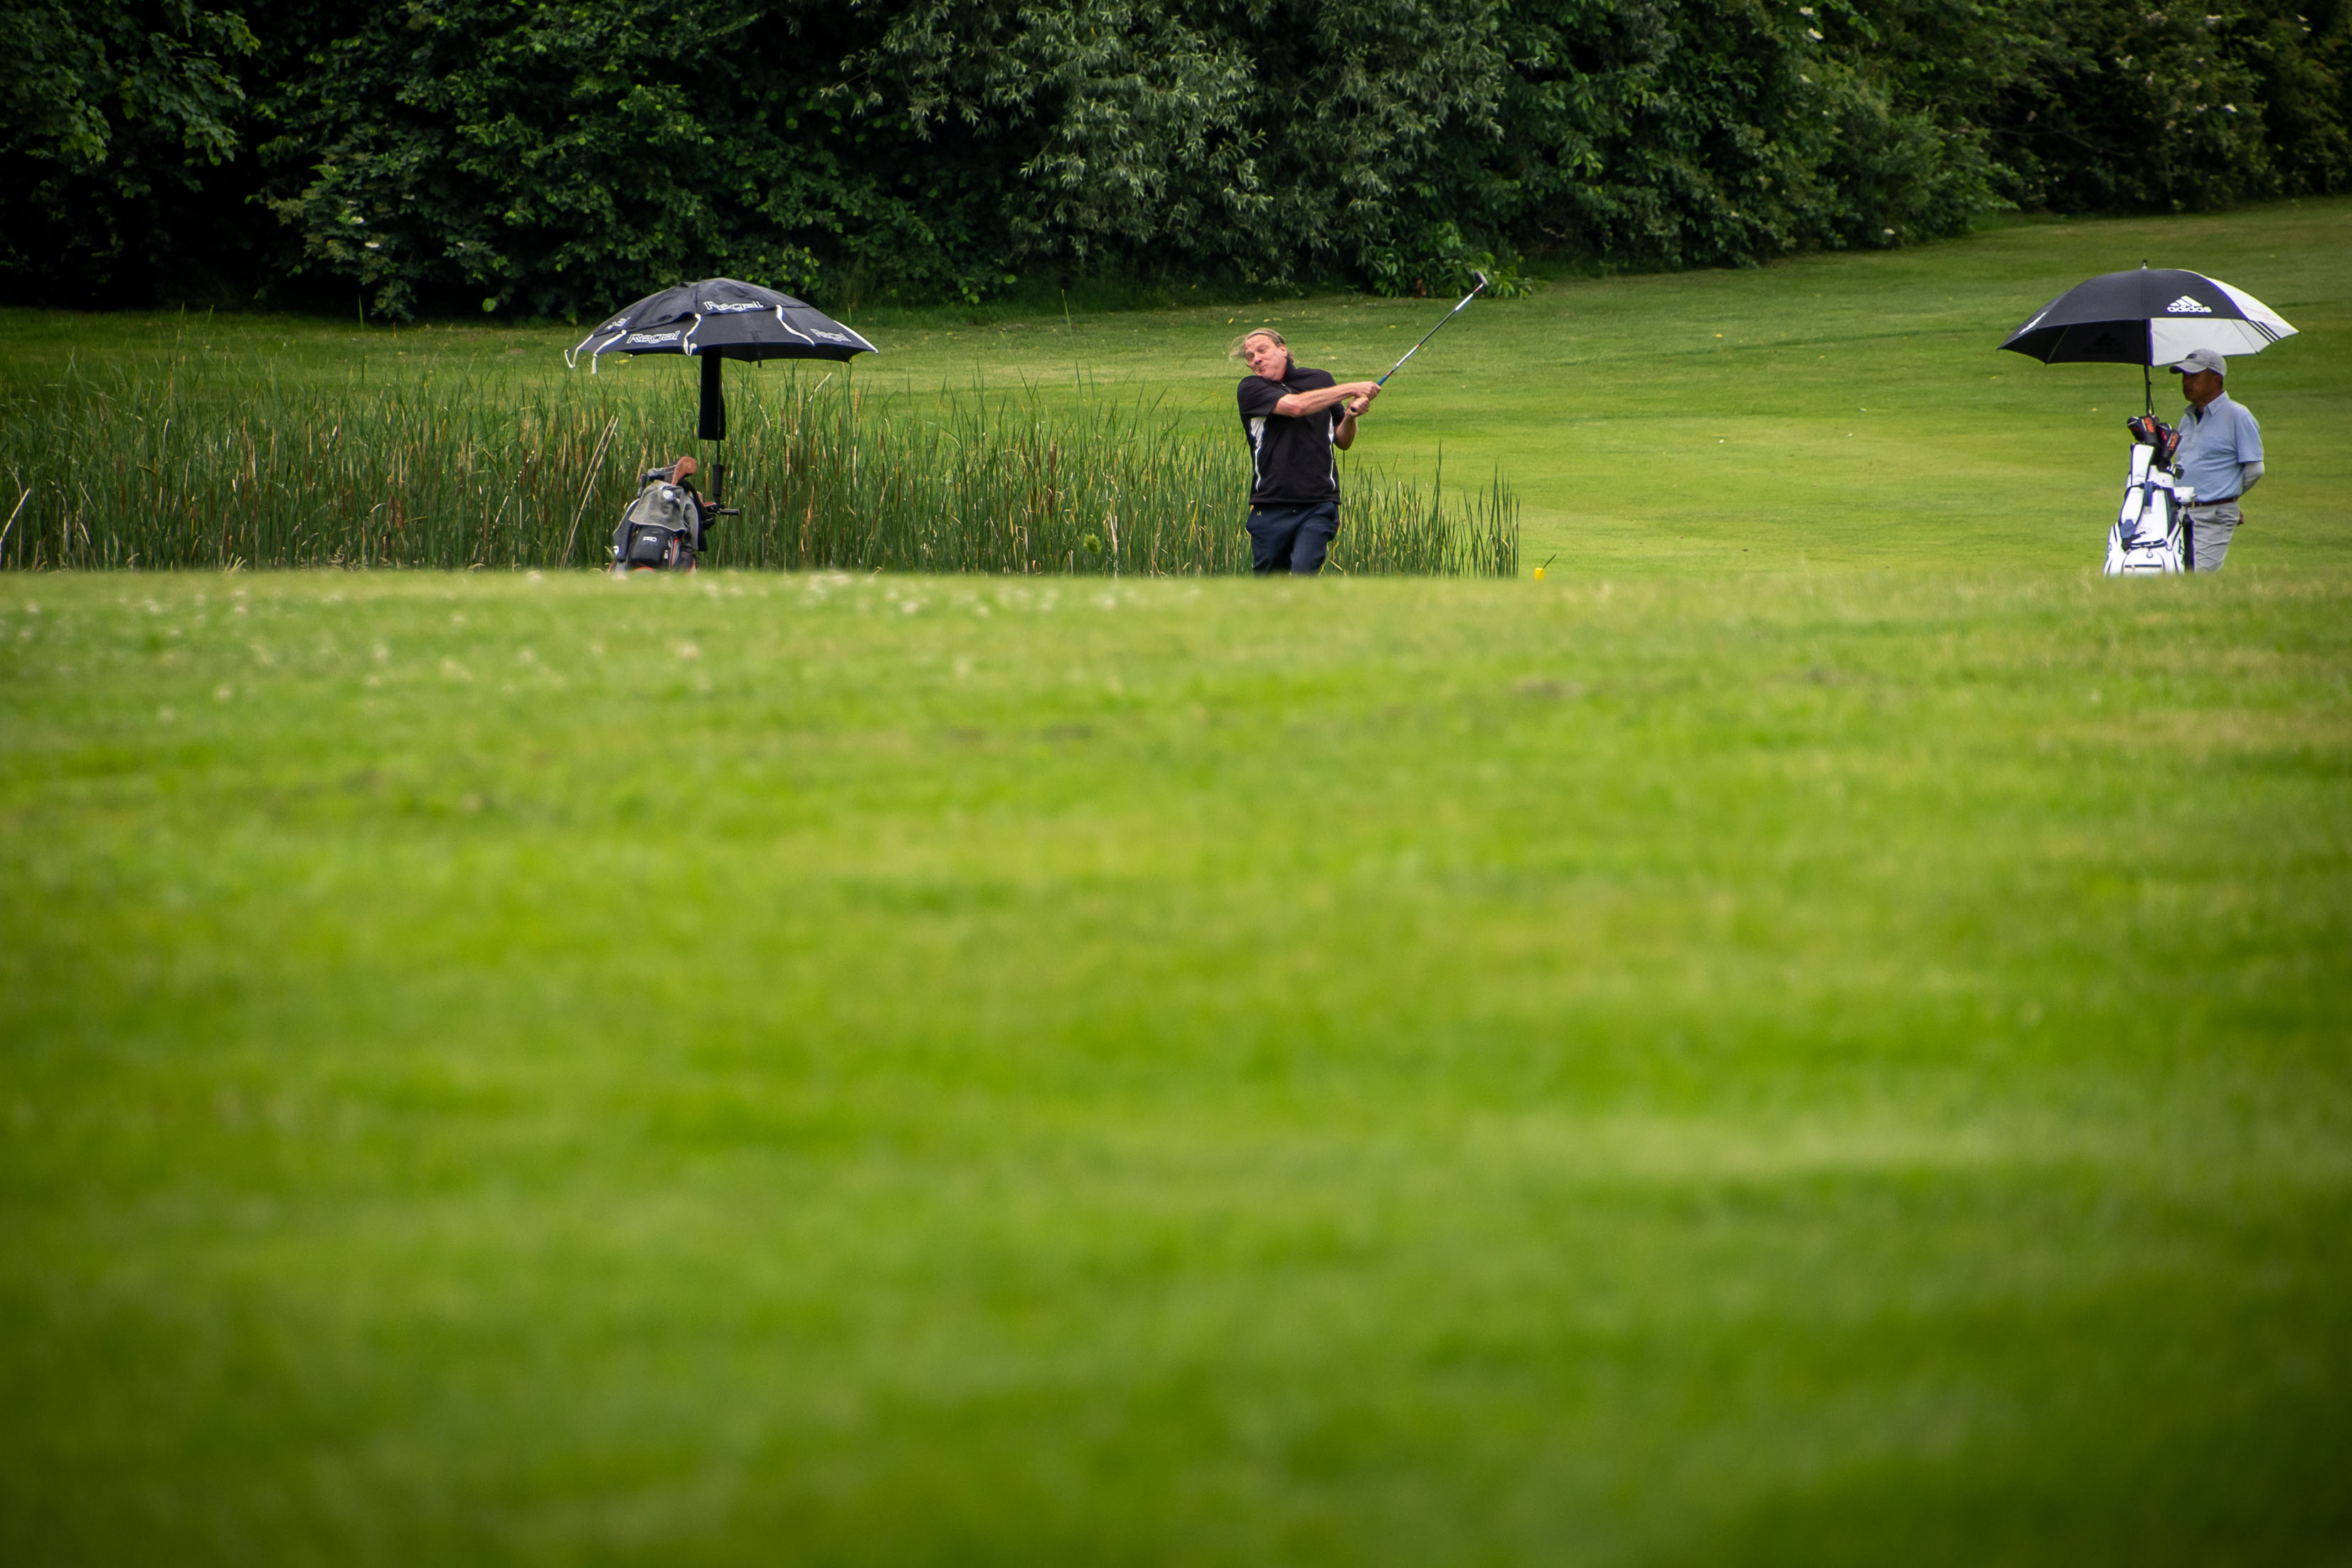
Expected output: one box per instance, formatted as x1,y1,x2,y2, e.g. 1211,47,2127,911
6,0,2346,316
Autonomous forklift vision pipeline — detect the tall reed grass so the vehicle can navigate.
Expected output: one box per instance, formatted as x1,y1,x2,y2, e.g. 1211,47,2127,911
0,355,1516,577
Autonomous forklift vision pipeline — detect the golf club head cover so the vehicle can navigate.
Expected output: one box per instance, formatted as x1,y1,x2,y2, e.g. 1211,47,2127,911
2126,415,2181,466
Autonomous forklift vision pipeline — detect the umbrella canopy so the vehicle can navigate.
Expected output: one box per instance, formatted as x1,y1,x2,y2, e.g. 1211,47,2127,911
566,278,877,439
1998,266,2296,367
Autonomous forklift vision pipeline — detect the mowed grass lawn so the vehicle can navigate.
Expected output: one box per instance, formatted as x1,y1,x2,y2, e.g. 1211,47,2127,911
6,568,2349,1563
4,206,2351,1564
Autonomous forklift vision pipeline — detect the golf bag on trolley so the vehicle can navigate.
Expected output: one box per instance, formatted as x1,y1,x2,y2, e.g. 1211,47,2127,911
612,466,735,572
2104,415,2193,576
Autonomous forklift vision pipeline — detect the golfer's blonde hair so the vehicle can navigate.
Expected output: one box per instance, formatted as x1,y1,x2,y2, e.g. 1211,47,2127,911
1228,327,1287,362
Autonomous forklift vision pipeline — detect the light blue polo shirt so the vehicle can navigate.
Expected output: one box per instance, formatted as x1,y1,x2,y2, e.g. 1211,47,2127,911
2175,391,2262,503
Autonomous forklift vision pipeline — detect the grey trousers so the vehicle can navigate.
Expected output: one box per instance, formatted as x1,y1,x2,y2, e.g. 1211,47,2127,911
2184,502,2242,573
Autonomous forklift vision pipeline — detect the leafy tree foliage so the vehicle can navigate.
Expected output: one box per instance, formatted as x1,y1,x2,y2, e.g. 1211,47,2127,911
1494,0,1994,269
1,0,258,300
4,0,2347,314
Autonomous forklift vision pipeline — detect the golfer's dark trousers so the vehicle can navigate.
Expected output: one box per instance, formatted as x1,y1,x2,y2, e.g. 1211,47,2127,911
1247,501,1339,575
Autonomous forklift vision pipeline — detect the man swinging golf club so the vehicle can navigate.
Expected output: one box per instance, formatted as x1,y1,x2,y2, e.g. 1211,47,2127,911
1230,273,1489,575
1233,330,1380,575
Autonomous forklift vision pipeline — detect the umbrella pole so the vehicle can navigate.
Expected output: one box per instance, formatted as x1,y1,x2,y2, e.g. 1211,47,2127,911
698,351,727,442
2141,263,2150,420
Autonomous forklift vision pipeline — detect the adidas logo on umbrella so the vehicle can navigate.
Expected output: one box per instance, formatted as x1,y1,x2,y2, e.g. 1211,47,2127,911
2166,294,2213,314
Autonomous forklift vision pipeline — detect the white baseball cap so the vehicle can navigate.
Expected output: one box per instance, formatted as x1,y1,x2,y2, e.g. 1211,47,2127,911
2168,347,2226,376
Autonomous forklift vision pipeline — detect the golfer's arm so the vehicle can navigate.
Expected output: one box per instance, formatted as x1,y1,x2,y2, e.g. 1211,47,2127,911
1273,383,1368,417
1336,412,1358,452
2239,460,2263,494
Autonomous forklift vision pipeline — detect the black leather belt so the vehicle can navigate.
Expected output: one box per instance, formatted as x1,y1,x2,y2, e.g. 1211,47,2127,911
2185,496,2240,508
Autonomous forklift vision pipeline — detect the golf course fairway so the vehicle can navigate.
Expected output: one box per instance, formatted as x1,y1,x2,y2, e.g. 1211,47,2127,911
2,202,2348,1564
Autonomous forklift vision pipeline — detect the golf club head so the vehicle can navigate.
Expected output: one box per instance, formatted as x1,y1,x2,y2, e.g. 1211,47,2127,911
1472,270,1490,295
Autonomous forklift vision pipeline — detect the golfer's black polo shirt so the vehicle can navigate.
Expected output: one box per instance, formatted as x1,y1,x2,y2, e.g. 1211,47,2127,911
1237,365,1342,507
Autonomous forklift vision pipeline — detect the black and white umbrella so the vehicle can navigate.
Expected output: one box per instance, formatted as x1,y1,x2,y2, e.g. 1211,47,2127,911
566,277,877,439
1999,263,2296,410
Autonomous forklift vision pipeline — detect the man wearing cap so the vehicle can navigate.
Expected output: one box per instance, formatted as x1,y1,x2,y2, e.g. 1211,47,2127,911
2169,347,2265,572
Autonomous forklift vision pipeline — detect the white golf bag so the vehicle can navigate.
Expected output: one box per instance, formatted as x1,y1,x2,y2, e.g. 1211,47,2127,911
2104,439,2192,577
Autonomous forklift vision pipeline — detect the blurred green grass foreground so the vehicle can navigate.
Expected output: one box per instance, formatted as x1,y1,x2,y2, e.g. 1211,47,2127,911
4,562,2348,1564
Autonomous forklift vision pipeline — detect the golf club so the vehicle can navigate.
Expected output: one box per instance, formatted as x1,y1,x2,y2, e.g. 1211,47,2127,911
1372,270,1490,395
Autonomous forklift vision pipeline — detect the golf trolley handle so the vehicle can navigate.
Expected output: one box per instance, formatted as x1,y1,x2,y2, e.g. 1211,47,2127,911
1375,270,1490,390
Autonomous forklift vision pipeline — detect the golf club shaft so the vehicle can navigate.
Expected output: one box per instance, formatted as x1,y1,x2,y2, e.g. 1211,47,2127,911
1375,272,1490,390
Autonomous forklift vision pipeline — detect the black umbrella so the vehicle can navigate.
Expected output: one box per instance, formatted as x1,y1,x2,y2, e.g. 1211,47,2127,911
1998,262,2296,412
566,277,878,439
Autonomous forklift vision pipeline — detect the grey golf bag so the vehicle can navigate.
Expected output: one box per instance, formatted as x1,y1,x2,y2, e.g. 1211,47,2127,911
612,465,737,572
2105,417,2191,576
